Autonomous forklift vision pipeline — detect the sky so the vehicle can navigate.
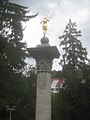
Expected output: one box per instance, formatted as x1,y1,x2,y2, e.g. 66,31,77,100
10,0,90,70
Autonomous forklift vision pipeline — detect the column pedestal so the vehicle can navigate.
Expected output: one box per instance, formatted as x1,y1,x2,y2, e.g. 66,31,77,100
27,36,60,120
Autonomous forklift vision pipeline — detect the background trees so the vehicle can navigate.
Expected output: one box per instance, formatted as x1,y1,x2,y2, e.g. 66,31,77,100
59,19,88,75
13,69,37,120
0,0,37,120
52,19,90,120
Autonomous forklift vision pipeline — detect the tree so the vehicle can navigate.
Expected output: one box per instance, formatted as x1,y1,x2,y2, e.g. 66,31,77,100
59,19,88,77
55,69,90,120
0,0,37,119
51,70,63,120
51,19,90,120
51,70,63,78
13,69,37,120
0,0,37,71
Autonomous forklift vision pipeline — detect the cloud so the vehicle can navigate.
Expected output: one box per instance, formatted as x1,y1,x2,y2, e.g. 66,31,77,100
10,0,90,70
46,3,58,19
72,9,90,24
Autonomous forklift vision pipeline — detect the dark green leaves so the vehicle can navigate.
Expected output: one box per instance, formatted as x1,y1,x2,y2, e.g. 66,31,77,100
59,19,88,71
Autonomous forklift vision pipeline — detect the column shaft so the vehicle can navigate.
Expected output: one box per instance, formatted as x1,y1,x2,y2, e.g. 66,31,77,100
36,72,51,120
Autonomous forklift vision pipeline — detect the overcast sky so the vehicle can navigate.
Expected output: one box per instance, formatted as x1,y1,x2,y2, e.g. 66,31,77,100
10,0,90,70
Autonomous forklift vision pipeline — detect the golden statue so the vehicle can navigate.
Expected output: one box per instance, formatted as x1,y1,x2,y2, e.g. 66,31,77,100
40,17,49,36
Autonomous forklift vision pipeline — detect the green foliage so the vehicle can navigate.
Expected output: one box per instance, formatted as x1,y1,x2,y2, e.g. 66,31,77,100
13,70,37,120
0,0,37,71
55,73,90,120
59,19,88,72
51,70,63,78
0,0,37,120
52,19,90,120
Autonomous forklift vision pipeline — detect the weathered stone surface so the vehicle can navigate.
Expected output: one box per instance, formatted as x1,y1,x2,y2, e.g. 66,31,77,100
27,37,60,120
36,72,51,120
41,36,49,44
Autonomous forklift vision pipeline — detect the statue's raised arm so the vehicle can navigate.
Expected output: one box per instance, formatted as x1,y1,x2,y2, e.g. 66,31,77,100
40,17,49,37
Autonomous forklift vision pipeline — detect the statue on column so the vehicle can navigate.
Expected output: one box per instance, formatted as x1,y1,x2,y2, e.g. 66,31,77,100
40,17,49,37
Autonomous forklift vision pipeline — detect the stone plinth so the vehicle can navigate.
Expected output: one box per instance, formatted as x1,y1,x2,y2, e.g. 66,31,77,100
28,46,60,72
27,36,60,120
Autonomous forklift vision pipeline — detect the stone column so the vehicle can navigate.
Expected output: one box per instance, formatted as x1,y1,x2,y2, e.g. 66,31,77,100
35,50,52,120
27,36,60,120
36,72,51,120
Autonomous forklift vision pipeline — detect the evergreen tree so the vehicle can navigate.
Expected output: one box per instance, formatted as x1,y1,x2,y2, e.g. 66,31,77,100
14,69,37,120
51,19,90,120
59,19,88,76
0,0,37,119
0,0,37,71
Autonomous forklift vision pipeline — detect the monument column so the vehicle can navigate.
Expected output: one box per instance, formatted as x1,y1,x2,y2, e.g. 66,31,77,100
27,17,60,120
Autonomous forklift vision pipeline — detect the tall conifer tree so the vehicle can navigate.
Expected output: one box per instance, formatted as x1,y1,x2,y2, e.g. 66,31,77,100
0,1,37,119
53,19,90,120
59,19,88,75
